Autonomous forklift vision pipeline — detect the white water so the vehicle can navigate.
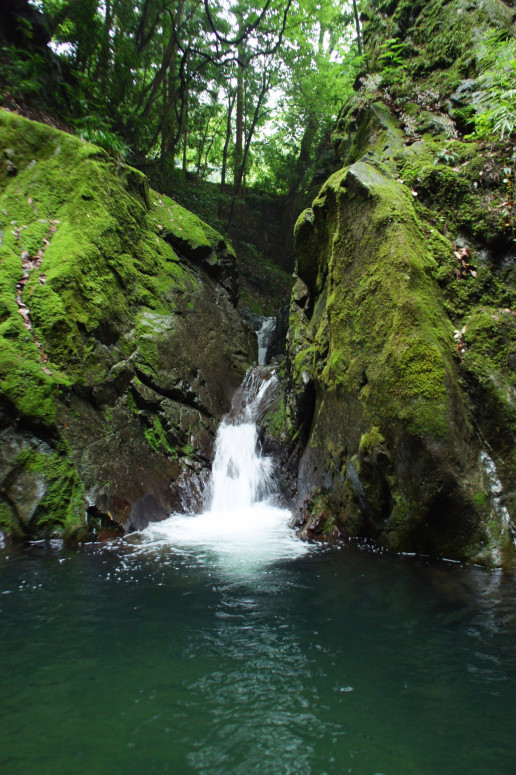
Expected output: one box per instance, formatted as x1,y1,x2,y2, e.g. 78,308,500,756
257,317,276,366
142,369,310,572
480,450,516,553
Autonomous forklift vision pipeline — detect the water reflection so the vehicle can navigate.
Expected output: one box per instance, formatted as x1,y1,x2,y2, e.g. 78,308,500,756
0,541,515,774
184,589,328,774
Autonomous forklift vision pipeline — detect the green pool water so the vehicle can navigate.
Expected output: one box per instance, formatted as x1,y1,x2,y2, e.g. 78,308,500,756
1,538,515,775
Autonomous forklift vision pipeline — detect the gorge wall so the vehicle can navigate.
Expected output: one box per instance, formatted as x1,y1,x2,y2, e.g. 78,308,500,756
0,109,255,540
284,0,516,565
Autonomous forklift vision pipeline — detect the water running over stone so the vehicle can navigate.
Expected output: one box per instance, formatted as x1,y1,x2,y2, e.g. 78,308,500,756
209,370,277,511
142,367,309,571
256,316,276,366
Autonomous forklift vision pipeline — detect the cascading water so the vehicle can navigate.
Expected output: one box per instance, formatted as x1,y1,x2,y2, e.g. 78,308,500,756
207,371,276,512
142,367,310,571
256,317,276,366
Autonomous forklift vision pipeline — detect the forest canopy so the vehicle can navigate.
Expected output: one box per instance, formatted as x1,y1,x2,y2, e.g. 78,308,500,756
1,0,362,199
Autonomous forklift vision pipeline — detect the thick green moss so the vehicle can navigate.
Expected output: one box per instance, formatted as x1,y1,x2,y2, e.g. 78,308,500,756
287,154,511,562
0,108,230,423
462,307,516,452
363,0,513,102
150,190,233,263
0,108,249,541
305,163,456,438
289,0,515,567
5,444,86,539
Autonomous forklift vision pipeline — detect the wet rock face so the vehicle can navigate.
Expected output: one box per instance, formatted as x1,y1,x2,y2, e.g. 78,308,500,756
285,1,516,566
0,109,256,540
266,301,290,363
286,159,514,564
58,273,255,534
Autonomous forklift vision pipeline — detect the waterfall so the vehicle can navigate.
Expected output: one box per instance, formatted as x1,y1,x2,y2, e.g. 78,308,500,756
480,450,516,552
209,372,277,511
257,317,276,366
141,367,310,571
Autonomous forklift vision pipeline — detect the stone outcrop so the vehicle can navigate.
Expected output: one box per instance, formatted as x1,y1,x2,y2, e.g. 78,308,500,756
284,0,516,566
0,109,255,540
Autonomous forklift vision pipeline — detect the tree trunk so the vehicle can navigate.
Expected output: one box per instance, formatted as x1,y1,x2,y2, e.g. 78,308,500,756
140,0,185,121
233,41,245,193
352,0,363,56
182,90,189,176
279,113,318,267
93,0,113,86
159,40,179,171
221,90,235,191
228,68,270,229
196,115,212,178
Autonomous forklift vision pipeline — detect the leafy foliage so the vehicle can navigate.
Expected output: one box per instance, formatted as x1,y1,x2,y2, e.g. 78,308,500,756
77,126,130,159
472,32,516,141
2,1,362,199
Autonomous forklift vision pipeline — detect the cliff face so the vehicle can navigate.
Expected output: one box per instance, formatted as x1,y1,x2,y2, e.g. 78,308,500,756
285,0,516,565
0,109,255,540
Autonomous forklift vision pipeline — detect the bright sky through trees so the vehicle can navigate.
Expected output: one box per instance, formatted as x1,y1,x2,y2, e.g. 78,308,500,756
27,0,362,196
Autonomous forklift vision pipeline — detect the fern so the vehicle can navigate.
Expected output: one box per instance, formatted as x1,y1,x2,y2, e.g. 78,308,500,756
472,32,516,140
77,125,130,159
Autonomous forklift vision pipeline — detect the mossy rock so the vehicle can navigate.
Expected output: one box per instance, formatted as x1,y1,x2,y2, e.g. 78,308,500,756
0,109,255,540
291,0,516,566
287,157,514,566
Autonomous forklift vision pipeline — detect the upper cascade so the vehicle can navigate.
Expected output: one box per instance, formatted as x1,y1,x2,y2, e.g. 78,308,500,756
257,317,277,366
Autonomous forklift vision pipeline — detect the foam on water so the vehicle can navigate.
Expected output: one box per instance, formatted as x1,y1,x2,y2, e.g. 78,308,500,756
142,369,310,571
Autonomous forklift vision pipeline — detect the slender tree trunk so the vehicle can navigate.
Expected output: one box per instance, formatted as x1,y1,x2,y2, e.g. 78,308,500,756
182,90,189,176
140,0,185,121
280,114,318,267
228,69,270,229
135,0,152,52
165,69,178,167
233,47,245,192
196,115,212,178
159,48,180,170
219,91,235,218
201,111,224,179
94,0,113,86
221,91,236,189
352,0,363,56
160,40,168,167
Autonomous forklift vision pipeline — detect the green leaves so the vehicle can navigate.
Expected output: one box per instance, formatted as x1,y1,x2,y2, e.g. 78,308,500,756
378,37,407,69
472,33,516,141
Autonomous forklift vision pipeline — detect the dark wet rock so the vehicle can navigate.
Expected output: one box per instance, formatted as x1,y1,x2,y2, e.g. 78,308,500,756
266,301,290,362
286,156,515,566
0,109,255,540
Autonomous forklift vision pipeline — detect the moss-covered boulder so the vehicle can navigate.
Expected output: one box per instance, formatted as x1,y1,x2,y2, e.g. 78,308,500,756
286,0,515,566
287,157,514,565
0,108,255,541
